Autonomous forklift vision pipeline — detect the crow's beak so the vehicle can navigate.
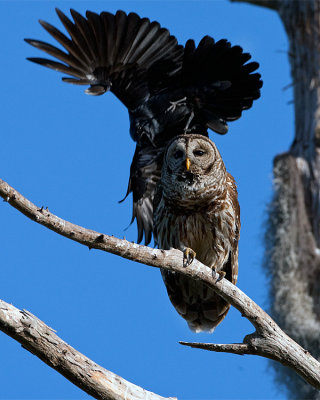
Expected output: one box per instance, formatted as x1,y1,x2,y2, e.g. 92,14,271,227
186,158,191,171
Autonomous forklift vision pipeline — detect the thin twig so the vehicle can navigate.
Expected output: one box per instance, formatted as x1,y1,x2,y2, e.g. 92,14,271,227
180,342,252,355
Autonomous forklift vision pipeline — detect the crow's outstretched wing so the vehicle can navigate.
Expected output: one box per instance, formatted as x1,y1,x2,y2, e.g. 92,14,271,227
26,8,183,110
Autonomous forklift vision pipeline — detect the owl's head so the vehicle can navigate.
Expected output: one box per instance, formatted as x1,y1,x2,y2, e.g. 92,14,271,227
161,134,226,200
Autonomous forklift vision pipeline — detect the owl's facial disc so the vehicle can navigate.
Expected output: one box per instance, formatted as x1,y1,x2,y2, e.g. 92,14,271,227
167,143,195,184
164,136,218,189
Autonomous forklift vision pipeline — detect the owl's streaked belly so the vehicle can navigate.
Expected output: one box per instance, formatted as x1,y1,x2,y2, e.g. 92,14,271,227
155,204,233,272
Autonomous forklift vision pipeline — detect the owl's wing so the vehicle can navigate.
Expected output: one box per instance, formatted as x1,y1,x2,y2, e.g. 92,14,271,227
224,172,241,285
180,36,262,134
25,8,183,110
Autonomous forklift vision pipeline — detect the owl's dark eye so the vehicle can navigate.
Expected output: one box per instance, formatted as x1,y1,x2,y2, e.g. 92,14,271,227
193,150,205,157
174,150,183,159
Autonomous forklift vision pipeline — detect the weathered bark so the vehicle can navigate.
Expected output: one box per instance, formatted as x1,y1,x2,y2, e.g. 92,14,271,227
1,177,320,393
232,0,320,398
279,1,320,244
265,153,320,398
267,3,320,398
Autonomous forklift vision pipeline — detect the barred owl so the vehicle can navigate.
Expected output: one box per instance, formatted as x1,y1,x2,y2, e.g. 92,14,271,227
26,8,261,244
153,134,240,332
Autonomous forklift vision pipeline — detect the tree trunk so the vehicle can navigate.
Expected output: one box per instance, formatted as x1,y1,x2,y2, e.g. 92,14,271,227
232,0,320,397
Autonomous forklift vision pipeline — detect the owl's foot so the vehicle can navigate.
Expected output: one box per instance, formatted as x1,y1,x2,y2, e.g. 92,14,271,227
212,268,226,282
183,248,196,268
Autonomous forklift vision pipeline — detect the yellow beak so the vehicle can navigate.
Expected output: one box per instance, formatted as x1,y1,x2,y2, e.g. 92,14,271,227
186,157,191,171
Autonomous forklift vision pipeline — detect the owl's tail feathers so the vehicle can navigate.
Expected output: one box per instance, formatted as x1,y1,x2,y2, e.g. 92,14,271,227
187,303,230,333
181,36,263,134
161,270,231,332
25,8,183,110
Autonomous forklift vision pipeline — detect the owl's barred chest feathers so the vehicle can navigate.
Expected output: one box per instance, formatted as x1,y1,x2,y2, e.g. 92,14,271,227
154,184,237,271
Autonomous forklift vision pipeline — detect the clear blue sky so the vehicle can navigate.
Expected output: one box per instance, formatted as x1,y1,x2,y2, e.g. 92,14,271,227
1,1,293,399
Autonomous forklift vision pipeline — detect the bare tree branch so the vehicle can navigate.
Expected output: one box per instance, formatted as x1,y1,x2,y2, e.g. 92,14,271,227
230,0,279,10
0,299,172,400
1,177,320,391
179,342,252,355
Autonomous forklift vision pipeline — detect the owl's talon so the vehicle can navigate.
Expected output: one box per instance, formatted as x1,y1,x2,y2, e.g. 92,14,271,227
183,248,196,268
215,270,226,282
211,268,225,282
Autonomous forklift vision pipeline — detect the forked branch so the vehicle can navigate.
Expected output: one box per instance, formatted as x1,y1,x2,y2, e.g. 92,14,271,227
1,177,320,392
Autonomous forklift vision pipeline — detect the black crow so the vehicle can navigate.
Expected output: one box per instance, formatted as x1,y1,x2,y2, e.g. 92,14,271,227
26,9,262,244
